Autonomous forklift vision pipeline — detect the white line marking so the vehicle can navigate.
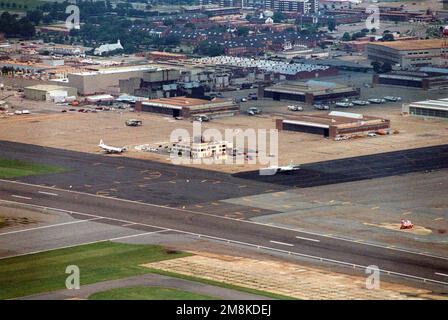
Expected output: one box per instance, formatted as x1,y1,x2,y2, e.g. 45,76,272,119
435,272,448,278
1,179,448,261
121,223,136,227
109,229,168,241
11,195,32,200
295,236,320,243
269,240,294,247
38,191,58,196
0,217,102,236
0,199,446,286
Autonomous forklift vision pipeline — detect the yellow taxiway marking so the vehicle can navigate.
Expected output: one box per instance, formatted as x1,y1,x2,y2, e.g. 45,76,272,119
238,185,247,188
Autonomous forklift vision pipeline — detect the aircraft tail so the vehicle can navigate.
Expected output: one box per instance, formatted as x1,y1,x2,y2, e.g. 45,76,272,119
99,139,104,146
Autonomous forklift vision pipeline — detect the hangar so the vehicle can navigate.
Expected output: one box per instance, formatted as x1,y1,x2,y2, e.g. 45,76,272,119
276,111,390,139
261,80,360,104
402,98,448,119
135,96,239,118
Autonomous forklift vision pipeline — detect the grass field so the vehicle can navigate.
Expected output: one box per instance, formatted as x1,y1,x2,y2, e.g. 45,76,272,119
0,158,66,178
89,286,217,300
0,242,189,300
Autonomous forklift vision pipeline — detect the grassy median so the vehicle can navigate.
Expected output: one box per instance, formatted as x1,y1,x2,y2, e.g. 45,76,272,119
0,158,66,179
0,242,189,299
89,286,217,300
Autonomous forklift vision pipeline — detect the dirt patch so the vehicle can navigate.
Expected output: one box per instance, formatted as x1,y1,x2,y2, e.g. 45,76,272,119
144,252,443,300
363,222,433,236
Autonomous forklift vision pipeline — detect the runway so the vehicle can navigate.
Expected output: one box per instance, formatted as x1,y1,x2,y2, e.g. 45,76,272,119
1,179,448,286
1,141,448,287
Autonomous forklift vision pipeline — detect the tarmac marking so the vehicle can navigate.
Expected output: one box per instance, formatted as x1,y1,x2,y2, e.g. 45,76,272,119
212,181,221,184
121,223,137,227
402,211,412,216
2,179,448,262
201,180,207,183
38,191,58,197
238,185,247,188
269,240,294,247
109,229,169,241
371,207,379,210
0,217,102,236
434,218,444,221
195,205,204,208
295,236,320,243
116,166,125,170
169,181,176,184
11,195,32,200
93,163,102,166
435,272,448,278
1,199,448,286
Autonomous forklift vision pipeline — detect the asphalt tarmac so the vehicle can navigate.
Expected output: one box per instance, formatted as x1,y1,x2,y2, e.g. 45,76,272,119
234,144,448,187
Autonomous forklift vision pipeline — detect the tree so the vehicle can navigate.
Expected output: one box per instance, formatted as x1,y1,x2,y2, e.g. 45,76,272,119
195,41,224,57
327,20,336,32
26,10,43,26
341,32,351,41
236,27,249,37
272,11,285,23
371,61,382,73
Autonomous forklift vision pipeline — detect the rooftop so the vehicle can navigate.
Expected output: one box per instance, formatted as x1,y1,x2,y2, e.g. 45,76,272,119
282,112,388,128
265,80,355,94
24,84,75,91
368,39,444,51
142,96,230,108
408,98,448,111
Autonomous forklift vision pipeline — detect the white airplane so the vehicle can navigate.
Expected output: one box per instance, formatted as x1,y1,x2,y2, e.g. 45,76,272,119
98,140,127,154
259,161,301,176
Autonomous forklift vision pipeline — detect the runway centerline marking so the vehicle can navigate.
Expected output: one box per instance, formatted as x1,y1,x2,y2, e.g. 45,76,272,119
1,179,448,261
38,191,58,196
269,240,294,247
11,195,32,200
0,217,102,236
0,199,447,286
295,236,320,243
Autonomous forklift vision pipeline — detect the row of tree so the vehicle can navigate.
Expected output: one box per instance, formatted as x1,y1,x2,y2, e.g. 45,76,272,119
0,12,35,38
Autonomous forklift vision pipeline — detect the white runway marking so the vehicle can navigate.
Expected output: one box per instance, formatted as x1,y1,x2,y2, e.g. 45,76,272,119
269,240,294,247
295,236,320,243
435,272,448,278
109,229,169,241
0,217,102,236
38,191,58,196
0,199,447,286
11,195,32,200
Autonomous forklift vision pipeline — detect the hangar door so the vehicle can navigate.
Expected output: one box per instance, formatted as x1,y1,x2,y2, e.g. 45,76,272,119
283,123,329,137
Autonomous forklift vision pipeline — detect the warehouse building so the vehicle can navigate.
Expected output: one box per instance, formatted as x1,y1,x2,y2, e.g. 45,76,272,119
276,111,390,139
366,39,447,69
68,65,159,95
261,80,359,104
402,98,448,119
373,67,448,90
135,96,239,118
24,84,77,101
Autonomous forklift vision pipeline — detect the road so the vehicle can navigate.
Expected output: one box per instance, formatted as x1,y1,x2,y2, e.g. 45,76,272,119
1,179,447,286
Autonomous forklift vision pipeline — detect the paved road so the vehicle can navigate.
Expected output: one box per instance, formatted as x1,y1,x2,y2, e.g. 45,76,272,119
19,274,271,300
1,179,447,287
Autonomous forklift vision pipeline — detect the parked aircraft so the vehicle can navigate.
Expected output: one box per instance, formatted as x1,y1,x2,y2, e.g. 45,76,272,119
98,140,127,153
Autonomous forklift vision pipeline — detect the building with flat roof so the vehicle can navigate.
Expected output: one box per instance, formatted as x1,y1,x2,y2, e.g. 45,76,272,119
373,68,448,90
276,111,390,139
135,96,239,118
366,39,447,69
147,51,187,61
261,80,359,104
402,98,448,119
24,84,77,101
68,65,159,95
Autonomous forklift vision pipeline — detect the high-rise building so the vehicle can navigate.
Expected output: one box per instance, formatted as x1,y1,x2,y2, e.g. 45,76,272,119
264,0,319,14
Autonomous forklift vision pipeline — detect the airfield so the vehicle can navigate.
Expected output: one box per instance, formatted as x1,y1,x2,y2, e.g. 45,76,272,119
1,95,448,299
